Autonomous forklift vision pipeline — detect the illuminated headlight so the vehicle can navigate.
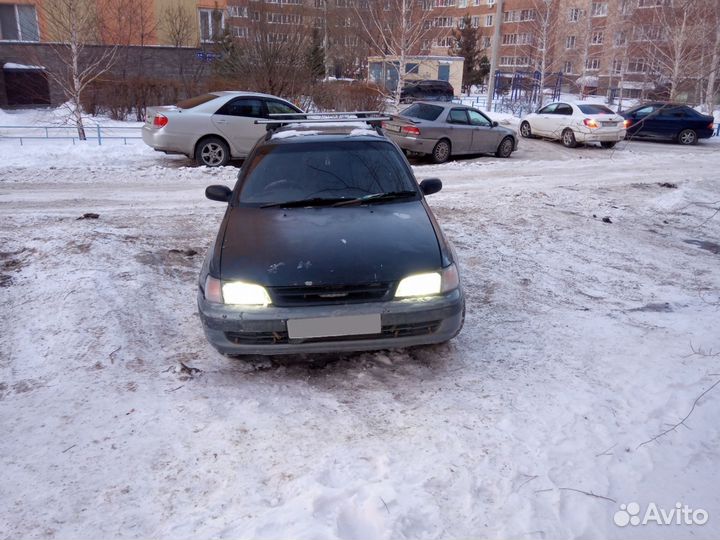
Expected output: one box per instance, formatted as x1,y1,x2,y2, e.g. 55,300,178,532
204,276,271,306
395,264,459,298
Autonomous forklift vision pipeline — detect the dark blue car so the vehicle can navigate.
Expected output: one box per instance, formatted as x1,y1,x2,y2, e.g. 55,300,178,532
621,103,714,145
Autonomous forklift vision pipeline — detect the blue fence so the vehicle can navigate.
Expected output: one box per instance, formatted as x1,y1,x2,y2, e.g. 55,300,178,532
0,125,142,145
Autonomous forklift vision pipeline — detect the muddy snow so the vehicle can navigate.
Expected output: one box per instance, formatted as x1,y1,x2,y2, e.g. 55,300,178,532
1,135,719,540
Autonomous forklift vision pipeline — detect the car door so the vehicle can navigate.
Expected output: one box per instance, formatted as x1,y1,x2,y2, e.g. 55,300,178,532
533,103,558,135
550,103,574,139
628,105,659,139
445,108,473,153
467,109,498,153
211,97,267,156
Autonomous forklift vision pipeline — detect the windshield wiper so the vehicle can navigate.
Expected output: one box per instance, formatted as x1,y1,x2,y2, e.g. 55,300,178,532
333,191,417,207
260,197,350,208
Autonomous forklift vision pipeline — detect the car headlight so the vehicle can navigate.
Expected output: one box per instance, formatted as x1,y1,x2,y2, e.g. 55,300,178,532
395,264,459,298
204,276,272,306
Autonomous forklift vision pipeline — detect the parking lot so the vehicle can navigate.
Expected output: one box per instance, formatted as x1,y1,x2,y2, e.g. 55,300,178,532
1,136,720,539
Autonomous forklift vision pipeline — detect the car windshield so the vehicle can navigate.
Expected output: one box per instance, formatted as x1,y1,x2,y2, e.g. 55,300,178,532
238,140,418,205
176,93,218,109
578,104,615,114
402,103,444,121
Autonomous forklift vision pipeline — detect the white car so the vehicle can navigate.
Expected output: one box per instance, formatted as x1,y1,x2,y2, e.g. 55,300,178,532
142,92,303,166
519,101,626,148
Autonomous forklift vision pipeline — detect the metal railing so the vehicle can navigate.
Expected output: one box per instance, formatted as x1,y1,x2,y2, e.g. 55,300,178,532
0,125,142,145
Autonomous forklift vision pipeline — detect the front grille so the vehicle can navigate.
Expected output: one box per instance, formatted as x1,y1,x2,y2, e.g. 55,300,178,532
225,320,441,346
269,283,392,307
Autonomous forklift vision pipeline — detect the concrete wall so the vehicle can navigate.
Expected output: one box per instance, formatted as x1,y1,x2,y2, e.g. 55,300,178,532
0,42,210,107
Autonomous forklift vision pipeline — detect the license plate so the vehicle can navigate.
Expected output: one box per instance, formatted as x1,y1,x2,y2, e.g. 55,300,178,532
386,124,401,132
603,122,617,127
287,314,381,339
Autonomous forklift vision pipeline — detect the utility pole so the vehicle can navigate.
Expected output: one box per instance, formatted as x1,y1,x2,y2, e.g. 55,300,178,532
486,0,503,111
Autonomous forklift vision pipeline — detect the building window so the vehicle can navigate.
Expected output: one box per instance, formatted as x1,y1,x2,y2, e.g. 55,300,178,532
434,16,454,27
487,0,495,5
565,35,576,49
471,16,480,27
406,63,419,74
435,0,455,6
226,6,248,17
503,10,519,22
458,0,467,7
591,31,604,44
591,2,607,16
482,36,491,47
422,0,433,9
585,58,600,70
611,59,623,73
231,25,247,38
627,58,646,73
638,0,669,6
519,9,535,21
484,14,493,26
568,7,581,22
563,61,574,73
502,33,517,45
0,4,39,41
614,31,626,46
199,8,224,42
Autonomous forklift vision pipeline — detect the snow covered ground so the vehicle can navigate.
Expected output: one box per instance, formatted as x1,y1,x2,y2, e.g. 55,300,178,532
1,115,720,540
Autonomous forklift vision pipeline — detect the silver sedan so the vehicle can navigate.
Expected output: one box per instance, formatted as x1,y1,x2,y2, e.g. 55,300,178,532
142,91,303,167
382,101,518,163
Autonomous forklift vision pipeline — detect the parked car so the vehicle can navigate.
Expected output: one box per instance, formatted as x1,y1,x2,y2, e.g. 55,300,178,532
382,101,517,163
400,80,454,103
142,91,303,167
198,120,464,356
520,101,626,148
620,103,715,145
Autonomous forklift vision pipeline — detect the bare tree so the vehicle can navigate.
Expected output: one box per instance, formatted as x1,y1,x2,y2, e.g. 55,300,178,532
40,0,118,139
640,0,705,101
575,5,604,98
160,3,206,98
701,0,720,112
218,2,311,98
354,0,440,108
525,0,559,108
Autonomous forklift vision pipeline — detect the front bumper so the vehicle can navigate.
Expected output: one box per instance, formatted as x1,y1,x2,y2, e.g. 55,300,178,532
198,288,465,355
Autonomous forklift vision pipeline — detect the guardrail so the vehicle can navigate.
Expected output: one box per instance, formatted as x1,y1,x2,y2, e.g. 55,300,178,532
0,125,142,145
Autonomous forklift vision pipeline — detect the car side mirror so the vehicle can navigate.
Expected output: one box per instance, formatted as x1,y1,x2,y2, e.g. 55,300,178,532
419,178,442,196
206,185,232,202
492,121,499,127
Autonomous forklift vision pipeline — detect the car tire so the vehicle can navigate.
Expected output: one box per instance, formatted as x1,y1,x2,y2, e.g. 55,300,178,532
561,129,577,148
520,121,533,138
677,128,697,145
495,137,514,158
195,137,230,167
431,139,451,164
601,141,616,149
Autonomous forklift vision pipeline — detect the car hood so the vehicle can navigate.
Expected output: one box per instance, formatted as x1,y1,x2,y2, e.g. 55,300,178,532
218,202,442,286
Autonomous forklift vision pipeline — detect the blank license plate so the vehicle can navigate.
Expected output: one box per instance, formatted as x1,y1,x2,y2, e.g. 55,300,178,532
287,314,381,339
603,122,617,127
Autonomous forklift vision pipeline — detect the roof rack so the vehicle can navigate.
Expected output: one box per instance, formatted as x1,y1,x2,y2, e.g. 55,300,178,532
256,111,391,138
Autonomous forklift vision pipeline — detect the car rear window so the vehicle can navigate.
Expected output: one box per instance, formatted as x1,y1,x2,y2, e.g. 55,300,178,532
176,93,218,109
238,141,417,205
402,103,444,121
578,104,615,114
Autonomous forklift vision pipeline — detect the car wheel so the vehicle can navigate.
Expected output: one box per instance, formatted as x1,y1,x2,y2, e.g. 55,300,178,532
678,128,697,145
561,129,577,148
600,141,616,149
520,121,533,138
431,139,451,164
495,137,514,158
195,137,230,167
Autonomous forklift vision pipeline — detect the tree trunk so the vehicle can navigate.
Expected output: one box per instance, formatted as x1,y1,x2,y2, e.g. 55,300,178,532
705,24,720,113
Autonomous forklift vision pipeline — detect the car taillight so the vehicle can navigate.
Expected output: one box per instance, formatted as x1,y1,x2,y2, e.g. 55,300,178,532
401,125,421,136
623,119,632,128
153,114,168,128
709,122,715,130
583,118,599,129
